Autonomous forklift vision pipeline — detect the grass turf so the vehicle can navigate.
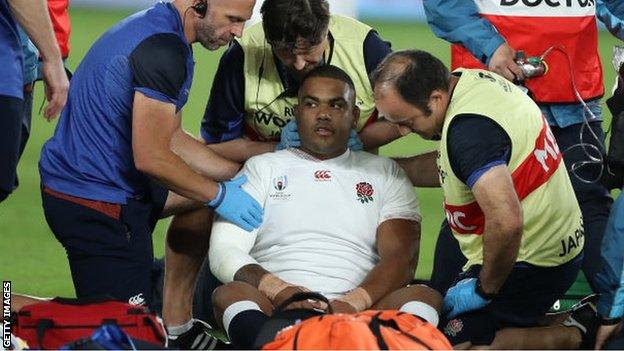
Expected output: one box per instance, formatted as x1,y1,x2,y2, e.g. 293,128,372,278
0,7,620,297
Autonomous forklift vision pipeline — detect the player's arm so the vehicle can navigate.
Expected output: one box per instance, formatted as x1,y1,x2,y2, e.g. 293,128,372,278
8,0,68,119
473,166,523,295
209,161,312,309
393,151,440,187
331,218,421,314
331,160,422,313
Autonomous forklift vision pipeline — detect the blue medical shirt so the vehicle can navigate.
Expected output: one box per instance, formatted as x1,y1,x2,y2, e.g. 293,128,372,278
0,0,23,99
40,2,194,203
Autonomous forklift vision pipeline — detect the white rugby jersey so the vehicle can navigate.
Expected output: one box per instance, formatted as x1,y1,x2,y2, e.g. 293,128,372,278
210,148,421,298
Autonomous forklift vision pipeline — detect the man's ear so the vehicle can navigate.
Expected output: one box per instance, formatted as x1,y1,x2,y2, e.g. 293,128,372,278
351,106,360,129
428,90,444,114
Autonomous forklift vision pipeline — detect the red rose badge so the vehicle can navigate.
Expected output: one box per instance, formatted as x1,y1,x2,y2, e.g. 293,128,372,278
356,182,374,203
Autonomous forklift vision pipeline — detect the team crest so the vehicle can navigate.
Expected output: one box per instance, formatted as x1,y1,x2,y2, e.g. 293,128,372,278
273,175,288,191
444,318,464,337
355,182,374,203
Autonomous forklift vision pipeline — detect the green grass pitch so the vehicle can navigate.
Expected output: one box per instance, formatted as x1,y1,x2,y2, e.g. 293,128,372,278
0,7,620,297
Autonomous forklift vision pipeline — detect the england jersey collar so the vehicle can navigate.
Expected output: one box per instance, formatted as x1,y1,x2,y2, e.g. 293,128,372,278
288,148,351,164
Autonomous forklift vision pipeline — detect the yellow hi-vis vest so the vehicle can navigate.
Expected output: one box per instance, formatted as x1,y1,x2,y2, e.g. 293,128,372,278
238,15,376,141
438,69,584,270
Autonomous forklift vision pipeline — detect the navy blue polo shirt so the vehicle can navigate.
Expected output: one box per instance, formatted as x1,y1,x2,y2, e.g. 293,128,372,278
0,0,23,99
40,2,194,203
200,30,392,143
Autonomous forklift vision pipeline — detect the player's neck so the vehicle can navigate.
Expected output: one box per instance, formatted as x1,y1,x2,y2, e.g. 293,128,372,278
298,146,348,161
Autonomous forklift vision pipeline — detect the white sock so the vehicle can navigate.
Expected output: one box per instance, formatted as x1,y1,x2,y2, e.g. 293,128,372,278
167,318,193,336
222,300,262,335
399,301,439,327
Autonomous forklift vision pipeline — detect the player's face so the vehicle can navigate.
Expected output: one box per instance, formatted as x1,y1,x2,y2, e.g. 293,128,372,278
374,84,445,141
273,36,328,81
296,76,359,159
196,0,253,50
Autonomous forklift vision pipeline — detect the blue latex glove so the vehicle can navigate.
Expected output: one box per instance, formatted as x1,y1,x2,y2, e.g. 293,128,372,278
206,175,263,232
276,120,300,150
347,129,364,151
443,278,491,319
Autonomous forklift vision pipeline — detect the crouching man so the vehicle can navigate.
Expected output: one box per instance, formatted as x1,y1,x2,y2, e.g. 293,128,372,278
208,65,443,348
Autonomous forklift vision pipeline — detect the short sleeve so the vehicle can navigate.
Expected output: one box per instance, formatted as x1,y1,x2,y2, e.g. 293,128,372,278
379,160,422,225
363,30,392,74
447,114,512,188
129,33,189,105
200,41,246,143
238,155,269,207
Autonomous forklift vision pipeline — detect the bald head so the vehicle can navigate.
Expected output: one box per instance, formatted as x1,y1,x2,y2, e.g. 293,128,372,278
371,50,450,115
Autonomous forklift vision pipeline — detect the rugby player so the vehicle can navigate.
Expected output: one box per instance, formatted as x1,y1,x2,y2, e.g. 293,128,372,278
208,65,442,349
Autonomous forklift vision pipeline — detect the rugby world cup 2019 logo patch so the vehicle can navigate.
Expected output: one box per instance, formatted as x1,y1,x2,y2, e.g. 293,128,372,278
270,175,291,201
273,175,288,191
355,182,374,203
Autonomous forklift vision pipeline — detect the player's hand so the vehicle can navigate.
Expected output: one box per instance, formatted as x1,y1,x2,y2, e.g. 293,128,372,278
276,120,300,150
41,58,69,121
208,175,263,231
488,43,525,83
330,299,357,314
272,286,310,309
595,322,622,350
443,278,491,319
347,129,364,151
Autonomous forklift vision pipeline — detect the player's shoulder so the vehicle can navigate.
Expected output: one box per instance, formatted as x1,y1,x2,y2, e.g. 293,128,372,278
350,151,401,174
246,150,293,168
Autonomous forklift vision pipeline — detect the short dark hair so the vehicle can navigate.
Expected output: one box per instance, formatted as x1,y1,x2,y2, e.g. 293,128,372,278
370,50,450,115
260,0,330,48
300,65,356,105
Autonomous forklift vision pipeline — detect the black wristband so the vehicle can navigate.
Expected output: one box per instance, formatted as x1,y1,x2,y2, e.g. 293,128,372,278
475,279,496,300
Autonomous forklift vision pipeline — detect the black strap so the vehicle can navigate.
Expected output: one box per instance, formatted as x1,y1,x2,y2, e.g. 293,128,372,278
368,313,433,350
368,312,389,350
273,292,333,314
36,319,54,348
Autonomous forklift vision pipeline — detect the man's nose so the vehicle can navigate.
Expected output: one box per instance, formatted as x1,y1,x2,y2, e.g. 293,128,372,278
316,105,331,120
232,23,244,38
293,55,306,71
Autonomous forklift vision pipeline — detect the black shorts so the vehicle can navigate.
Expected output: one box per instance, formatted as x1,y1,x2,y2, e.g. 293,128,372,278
441,255,582,346
0,94,24,200
41,181,168,306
